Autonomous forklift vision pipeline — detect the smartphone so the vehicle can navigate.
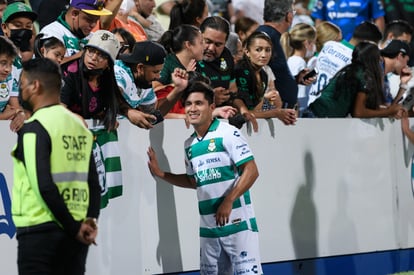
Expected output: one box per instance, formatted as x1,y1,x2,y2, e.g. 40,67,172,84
303,68,318,81
150,110,164,125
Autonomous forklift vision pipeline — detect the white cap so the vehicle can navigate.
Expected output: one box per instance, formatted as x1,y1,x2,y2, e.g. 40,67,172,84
86,30,121,62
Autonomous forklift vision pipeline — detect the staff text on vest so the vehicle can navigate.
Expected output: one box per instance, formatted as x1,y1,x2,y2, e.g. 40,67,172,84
62,135,88,161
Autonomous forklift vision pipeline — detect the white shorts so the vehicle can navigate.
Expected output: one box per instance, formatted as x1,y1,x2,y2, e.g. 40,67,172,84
200,230,263,275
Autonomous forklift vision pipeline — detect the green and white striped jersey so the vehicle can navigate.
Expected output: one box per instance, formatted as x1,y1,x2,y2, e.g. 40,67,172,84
185,119,258,238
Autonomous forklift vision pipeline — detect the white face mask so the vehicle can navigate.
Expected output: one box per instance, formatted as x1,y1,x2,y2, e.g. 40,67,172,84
305,43,316,59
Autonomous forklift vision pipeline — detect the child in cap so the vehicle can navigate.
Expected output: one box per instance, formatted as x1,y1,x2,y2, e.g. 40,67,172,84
0,36,25,132
1,1,37,56
61,30,170,207
1,2,37,130
34,33,66,65
62,30,162,130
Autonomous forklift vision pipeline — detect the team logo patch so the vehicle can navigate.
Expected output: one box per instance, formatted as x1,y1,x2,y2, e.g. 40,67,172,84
207,139,216,152
101,33,110,41
0,85,9,98
220,58,227,71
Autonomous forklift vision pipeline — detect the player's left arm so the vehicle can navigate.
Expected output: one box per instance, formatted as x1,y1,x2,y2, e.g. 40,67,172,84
215,160,259,226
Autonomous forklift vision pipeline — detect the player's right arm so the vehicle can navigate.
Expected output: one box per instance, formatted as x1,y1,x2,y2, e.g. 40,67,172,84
147,147,196,189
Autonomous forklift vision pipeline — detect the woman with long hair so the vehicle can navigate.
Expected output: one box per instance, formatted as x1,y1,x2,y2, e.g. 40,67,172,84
310,41,404,118
168,0,208,30
280,23,317,116
234,31,296,125
154,24,204,114
61,30,156,207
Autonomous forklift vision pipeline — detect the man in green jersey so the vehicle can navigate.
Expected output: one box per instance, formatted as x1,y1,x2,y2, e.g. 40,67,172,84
147,81,263,275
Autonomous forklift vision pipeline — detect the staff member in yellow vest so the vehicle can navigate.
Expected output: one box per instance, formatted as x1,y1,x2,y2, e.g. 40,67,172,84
11,58,101,275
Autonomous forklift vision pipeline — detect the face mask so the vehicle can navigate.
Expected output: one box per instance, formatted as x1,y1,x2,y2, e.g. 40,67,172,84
305,44,316,59
18,85,33,112
82,65,104,77
73,27,86,40
10,29,33,52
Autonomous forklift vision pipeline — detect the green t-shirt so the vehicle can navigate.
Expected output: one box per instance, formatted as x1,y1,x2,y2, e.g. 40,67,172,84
159,53,185,85
310,67,366,117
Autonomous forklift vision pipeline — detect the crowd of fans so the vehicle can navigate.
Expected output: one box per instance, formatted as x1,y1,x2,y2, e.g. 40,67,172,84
0,0,414,132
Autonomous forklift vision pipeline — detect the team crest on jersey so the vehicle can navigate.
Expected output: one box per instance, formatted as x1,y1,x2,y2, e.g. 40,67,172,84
0,84,8,98
219,58,227,71
208,139,216,152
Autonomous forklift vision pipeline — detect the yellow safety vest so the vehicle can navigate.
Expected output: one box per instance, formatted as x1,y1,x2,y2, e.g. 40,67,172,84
12,105,93,227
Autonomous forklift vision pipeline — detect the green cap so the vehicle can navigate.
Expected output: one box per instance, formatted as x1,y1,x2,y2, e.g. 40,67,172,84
3,2,37,23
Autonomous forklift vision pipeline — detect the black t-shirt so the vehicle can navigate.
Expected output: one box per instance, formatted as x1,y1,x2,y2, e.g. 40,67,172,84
257,25,298,108
235,60,269,109
61,60,106,119
197,47,235,90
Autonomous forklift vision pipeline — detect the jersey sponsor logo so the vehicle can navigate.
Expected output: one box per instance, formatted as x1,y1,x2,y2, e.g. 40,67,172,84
236,144,248,150
238,143,251,157
196,168,222,182
197,157,221,168
233,131,240,137
235,258,256,265
197,159,205,168
328,11,358,19
206,157,221,164
235,265,258,275
321,46,351,63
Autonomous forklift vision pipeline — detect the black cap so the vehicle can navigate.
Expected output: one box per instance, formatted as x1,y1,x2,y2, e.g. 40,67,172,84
381,40,411,58
119,41,167,65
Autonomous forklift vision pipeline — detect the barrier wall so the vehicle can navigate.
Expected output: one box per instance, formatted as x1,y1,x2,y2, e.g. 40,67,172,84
1,118,414,274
